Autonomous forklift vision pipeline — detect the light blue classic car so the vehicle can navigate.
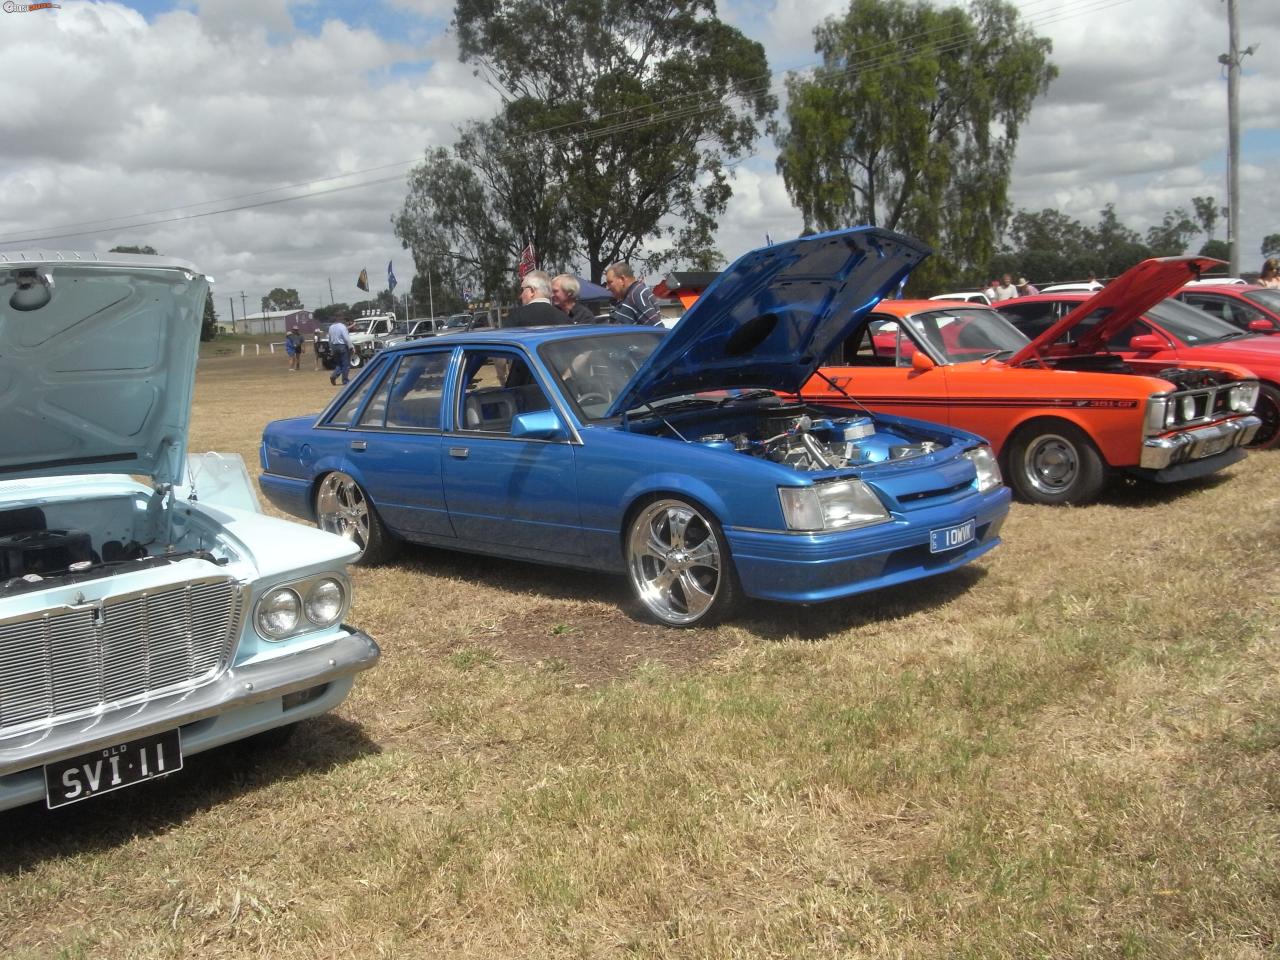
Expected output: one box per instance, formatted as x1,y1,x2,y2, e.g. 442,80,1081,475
260,228,1011,627
0,253,379,813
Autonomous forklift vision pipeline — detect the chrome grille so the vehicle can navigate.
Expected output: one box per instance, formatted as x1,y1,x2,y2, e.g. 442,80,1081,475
0,577,244,735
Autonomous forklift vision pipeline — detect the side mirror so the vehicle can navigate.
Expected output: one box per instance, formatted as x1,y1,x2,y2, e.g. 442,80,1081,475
911,350,936,372
510,409,568,440
1248,319,1276,334
1127,333,1166,352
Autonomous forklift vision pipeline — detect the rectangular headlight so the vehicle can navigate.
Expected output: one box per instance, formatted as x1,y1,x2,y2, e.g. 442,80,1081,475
1231,382,1259,413
962,445,1003,492
778,480,889,532
1144,394,1170,435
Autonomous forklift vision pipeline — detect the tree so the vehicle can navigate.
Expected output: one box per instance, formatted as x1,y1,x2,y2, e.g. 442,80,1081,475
201,291,217,342
261,288,302,312
775,0,1056,292
1192,196,1220,241
395,0,775,297
1199,239,1230,261
1145,208,1198,257
109,244,158,255
1263,234,1280,259
1085,204,1150,278
313,303,350,326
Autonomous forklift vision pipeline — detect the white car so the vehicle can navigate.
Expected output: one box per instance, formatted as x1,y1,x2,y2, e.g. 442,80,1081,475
928,291,991,305
1040,281,1104,293
1185,277,1247,287
0,252,379,812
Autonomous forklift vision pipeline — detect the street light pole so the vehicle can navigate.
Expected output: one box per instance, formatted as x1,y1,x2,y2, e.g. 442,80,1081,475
1218,0,1254,277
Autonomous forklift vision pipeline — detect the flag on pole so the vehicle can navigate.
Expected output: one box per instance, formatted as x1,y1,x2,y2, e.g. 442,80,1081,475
356,268,369,292
387,260,397,292
517,243,536,279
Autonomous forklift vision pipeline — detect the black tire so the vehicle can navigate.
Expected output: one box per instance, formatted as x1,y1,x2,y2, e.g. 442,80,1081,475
624,497,739,627
1006,421,1107,505
314,471,396,564
1247,383,1280,450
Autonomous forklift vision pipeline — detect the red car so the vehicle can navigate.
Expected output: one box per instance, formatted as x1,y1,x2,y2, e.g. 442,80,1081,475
1174,284,1280,335
999,290,1280,449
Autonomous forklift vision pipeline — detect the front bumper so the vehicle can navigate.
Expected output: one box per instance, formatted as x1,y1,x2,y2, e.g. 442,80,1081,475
727,487,1010,604
0,629,379,811
1140,415,1260,470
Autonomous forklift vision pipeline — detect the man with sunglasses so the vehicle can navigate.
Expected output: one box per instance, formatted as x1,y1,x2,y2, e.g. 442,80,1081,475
504,270,563,327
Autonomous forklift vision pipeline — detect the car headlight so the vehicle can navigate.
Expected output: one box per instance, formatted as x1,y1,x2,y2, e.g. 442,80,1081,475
255,574,350,641
1145,394,1171,434
962,445,1003,492
256,588,301,639
778,480,889,532
1230,382,1259,413
304,578,346,627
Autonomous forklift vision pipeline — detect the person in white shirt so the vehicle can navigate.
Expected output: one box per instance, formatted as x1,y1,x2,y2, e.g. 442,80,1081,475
993,274,1018,301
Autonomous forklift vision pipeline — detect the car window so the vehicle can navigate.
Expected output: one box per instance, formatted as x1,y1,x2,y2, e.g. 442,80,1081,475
539,331,663,420
1145,298,1243,343
1243,289,1280,313
457,351,552,434
357,351,450,430
324,359,388,427
900,308,1028,362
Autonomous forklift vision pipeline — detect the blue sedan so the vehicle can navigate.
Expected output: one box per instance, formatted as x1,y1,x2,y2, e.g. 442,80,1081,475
260,228,1010,626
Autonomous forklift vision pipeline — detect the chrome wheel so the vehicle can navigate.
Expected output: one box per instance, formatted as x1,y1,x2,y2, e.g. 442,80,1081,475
1022,433,1080,496
626,499,729,626
316,471,374,558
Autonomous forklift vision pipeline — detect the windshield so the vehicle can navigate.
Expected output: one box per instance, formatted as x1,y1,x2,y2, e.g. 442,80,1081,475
1243,289,1280,313
388,321,410,336
1146,298,1248,343
539,330,664,421
898,308,1030,363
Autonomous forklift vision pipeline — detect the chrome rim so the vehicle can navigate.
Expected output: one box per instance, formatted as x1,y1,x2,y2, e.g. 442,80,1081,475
1023,434,1079,495
316,471,371,556
627,500,722,625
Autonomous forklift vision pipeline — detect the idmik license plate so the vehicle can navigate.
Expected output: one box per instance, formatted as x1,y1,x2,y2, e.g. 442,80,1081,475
930,518,976,554
44,729,183,809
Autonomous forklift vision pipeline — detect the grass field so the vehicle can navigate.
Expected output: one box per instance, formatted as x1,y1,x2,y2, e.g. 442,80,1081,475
3,352,1279,959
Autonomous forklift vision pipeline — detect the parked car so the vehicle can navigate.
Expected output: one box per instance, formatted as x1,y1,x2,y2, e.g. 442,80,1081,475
260,228,1011,628
802,257,1262,505
1175,284,1280,335
1041,280,1104,293
928,291,991,305
0,252,379,813
379,317,447,351
1000,282,1280,450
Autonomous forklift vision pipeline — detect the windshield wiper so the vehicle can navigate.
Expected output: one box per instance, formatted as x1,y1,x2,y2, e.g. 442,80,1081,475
717,389,779,406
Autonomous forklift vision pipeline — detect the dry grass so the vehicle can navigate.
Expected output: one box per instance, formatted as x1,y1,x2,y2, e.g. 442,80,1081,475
3,351,1279,959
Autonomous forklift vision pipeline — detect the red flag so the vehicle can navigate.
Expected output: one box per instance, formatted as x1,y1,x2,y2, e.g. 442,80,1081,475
517,244,536,279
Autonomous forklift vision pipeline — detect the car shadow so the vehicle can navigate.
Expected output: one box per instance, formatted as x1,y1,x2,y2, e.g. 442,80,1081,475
0,714,379,873
1097,470,1232,508
393,543,630,605
736,565,988,641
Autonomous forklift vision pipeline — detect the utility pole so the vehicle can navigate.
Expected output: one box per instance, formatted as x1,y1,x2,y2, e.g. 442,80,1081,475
1218,0,1254,277
328,277,335,305
239,291,248,327
229,297,236,333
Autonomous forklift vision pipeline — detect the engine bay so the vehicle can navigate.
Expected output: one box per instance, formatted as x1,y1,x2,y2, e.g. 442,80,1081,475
0,490,231,598
641,400,946,472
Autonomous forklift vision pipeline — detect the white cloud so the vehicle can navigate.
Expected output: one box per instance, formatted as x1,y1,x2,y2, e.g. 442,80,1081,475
0,0,1276,314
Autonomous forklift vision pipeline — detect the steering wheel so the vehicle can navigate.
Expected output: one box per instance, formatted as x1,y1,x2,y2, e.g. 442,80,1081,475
577,392,611,406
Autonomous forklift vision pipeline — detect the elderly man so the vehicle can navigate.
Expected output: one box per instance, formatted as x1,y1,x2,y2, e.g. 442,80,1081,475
551,274,596,324
505,270,563,327
604,261,661,325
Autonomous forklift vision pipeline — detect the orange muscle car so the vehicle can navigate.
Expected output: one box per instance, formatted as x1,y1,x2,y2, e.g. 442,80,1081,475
801,257,1261,505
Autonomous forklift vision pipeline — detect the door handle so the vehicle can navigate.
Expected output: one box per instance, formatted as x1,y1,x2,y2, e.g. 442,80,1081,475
350,440,367,451
449,447,469,459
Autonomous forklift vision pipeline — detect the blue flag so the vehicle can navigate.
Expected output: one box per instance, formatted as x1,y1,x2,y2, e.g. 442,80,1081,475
387,260,398,292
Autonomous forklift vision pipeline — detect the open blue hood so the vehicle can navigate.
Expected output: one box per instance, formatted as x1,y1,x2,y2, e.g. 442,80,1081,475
605,227,931,417
0,252,210,485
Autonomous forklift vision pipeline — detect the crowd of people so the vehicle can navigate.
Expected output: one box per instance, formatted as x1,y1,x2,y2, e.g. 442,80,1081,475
982,273,1042,301
506,261,660,328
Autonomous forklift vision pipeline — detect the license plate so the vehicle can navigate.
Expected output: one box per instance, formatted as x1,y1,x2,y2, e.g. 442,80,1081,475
44,729,183,809
1198,435,1231,458
930,518,976,553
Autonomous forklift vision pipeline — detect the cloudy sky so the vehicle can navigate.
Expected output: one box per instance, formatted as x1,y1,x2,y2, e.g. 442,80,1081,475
1,0,1276,317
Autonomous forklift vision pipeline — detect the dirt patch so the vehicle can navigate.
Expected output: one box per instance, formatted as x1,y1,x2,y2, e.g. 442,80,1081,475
455,601,742,683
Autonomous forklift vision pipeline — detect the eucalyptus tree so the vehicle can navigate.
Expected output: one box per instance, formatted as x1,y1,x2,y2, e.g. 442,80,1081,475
775,0,1055,291
395,0,775,297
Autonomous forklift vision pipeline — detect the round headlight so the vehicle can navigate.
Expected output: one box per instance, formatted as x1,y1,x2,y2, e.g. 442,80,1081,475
257,588,301,640
1180,395,1196,420
304,578,345,627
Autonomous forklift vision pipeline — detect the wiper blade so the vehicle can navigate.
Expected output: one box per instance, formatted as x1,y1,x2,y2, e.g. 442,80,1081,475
717,389,779,406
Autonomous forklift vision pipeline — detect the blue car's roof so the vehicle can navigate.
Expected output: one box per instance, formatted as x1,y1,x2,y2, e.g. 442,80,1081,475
378,322,638,354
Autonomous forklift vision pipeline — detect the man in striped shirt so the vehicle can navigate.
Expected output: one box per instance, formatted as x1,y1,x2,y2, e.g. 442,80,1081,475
604,261,661,325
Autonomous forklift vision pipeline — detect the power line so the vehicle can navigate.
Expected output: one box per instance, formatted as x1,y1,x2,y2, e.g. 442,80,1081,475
0,0,1135,247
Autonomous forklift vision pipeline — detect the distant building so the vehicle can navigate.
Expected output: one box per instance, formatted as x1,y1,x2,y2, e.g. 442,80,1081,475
237,309,315,335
